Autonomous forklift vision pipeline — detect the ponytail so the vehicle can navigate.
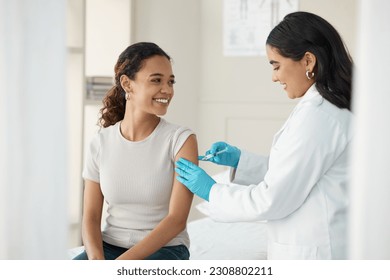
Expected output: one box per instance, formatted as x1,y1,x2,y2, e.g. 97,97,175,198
99,85,126,128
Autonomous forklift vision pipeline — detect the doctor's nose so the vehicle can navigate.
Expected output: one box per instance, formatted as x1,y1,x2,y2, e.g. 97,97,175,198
271,73,278,83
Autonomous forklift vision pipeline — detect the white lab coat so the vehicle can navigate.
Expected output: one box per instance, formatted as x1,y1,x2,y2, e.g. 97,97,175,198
209,85,353,259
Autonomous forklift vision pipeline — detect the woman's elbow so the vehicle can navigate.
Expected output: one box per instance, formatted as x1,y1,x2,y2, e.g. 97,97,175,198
174,218,187,233
167,214,188,233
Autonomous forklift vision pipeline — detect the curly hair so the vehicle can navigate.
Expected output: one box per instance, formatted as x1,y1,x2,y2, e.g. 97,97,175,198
99,42,171,127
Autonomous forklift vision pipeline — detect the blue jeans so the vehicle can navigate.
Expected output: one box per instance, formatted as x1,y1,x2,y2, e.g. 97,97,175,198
73,241,190,260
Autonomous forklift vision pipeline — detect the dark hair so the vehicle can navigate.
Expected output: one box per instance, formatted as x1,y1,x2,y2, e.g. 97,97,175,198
266,11,353,110
99,42,171,127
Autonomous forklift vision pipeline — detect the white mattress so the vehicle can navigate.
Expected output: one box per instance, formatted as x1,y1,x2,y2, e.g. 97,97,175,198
187,217,267,260
187,170,268,259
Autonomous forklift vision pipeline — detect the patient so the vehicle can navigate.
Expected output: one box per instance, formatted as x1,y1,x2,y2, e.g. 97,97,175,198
73,42,198,260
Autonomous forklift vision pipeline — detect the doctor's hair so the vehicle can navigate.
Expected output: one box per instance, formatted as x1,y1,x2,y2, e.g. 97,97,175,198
266,11,353,111
99,42,171,128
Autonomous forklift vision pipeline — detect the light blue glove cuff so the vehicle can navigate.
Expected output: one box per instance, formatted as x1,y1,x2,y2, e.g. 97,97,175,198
233,149,241,168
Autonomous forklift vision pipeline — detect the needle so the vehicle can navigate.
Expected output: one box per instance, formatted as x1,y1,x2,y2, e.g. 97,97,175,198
200,147,228,161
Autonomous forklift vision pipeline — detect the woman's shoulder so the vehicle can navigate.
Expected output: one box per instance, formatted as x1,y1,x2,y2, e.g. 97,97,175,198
97,122,119,135
159,118,195,135
159,119,197,158
89,122,119,146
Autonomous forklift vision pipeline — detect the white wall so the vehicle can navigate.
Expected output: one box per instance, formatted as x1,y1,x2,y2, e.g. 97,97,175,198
85,0,131,77
133,0,201,133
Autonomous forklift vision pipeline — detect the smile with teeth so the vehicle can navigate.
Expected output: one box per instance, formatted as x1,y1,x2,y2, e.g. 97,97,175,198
281,83,287,89
153,98,170,104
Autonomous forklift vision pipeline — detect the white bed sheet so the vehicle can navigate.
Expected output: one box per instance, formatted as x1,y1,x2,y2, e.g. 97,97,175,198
187,217,267,260
187,169,268,260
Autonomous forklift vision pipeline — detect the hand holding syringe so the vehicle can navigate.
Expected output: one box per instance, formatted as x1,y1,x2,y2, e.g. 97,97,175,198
198,142,241,167
199,147,228,161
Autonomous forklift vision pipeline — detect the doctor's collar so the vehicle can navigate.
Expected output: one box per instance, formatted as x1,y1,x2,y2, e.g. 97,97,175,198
298,84,322,106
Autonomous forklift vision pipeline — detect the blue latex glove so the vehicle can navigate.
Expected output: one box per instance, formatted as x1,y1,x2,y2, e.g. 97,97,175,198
199,141,241,168
175,158,216,201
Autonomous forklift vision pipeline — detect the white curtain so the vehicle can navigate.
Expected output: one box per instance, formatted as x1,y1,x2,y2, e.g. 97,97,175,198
349,0,390,259
0,0,68,259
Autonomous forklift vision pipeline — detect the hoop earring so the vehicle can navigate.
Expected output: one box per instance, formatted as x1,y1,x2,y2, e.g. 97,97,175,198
306,70,315,80
125,92,130,101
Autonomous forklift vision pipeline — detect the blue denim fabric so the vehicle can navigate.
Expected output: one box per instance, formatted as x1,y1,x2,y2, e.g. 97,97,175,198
72,241,189,260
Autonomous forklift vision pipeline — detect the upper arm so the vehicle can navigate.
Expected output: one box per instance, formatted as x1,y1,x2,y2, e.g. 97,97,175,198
168,134,198,220
83,179,104,223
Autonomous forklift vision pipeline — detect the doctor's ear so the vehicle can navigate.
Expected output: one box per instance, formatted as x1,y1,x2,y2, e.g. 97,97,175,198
303,52,317,72
120,74,132,93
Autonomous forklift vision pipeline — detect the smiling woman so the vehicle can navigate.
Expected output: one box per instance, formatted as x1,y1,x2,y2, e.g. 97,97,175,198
118,55,176,124
73,42,199,260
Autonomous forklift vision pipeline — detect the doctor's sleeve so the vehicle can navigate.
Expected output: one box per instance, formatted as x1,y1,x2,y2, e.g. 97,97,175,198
230,150,269,185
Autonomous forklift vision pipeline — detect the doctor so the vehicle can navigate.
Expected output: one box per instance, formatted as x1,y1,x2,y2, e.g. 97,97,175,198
175,11,353,259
